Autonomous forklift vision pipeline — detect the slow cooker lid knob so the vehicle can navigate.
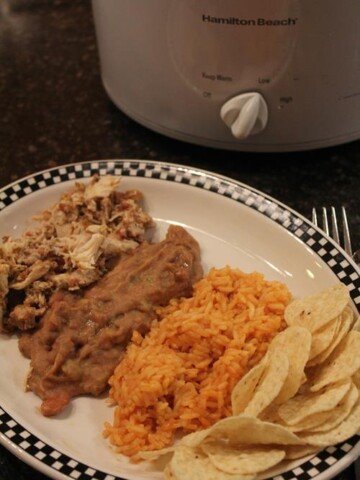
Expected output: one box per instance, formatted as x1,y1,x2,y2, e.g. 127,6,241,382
220,92,268,140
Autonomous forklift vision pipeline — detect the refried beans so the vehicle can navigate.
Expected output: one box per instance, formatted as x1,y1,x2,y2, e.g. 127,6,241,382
19,226,202,416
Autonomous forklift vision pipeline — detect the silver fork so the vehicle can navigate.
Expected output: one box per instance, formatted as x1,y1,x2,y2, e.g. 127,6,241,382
313,206,360,478
312,206,360,266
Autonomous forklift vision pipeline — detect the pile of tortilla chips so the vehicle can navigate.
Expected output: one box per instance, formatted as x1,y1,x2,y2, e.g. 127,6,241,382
138,283,360,480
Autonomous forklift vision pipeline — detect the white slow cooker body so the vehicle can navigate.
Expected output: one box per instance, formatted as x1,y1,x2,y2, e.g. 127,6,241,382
92,0,360,151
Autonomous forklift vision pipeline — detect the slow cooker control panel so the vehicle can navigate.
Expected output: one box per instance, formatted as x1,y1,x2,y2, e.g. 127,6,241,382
168,1,299,99
220,93,268,139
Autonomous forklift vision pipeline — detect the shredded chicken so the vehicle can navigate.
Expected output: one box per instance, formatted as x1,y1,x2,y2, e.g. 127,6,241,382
0,175,154,331
0,264,9,330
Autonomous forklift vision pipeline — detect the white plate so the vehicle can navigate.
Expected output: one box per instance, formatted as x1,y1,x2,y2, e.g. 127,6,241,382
0,159,359,480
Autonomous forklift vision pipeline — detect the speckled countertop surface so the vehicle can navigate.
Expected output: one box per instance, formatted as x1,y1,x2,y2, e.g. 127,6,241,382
0,1,359,479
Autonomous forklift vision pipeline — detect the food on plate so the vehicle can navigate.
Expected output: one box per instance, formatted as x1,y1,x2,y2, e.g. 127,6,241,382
284,283,349,332
103,267,291,456
0,173,359,479
307,306,354,367
0,175,153,331
0,177,203,417
268,326,311,403
233,349,290,418
200,443,286,475
170,445,253,480
232,326,312,417
182,414,304,448
292,384,358,434
20,225,202,416
231,356,268,416
297,398,360,447
277,379,352,425
308,330,360,392
130,284,359,480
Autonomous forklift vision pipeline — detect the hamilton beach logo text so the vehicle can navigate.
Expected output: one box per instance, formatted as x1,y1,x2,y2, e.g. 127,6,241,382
202,14,298,26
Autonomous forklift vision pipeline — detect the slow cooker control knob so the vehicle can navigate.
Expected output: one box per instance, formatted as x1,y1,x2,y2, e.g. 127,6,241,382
220,92,268,140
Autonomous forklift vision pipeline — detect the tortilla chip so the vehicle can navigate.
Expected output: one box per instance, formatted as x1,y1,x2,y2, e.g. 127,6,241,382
288,384,358,434
164,465,174,480
181,428,212,448
201,443,285,475
308,383,359,433
307,307,354,367
300,397,360,446
310,331,360,392
353,371,360,389
285,445,320,460
353,316,360,332
209,415,304,446
284,284,349,332
231,354,268,415
170,446,255,480
135,447,174,461
259,403,282,423
243,350,289,417
278,379,351,425
309,316,340,360
268,326,311,404
288,410,333,433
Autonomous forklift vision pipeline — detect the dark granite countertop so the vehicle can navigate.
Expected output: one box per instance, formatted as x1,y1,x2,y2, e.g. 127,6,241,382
0,1,359,479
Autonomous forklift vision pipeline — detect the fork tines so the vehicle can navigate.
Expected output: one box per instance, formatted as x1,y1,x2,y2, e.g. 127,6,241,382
312,206,353,257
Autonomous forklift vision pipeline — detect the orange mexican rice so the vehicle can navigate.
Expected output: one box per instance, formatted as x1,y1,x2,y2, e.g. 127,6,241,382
104,267,291,457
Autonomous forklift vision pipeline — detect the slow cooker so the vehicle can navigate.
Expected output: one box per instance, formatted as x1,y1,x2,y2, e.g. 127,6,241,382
92,0,360,152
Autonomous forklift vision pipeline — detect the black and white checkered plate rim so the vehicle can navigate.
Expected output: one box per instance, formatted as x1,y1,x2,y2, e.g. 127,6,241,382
0,159,359,480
